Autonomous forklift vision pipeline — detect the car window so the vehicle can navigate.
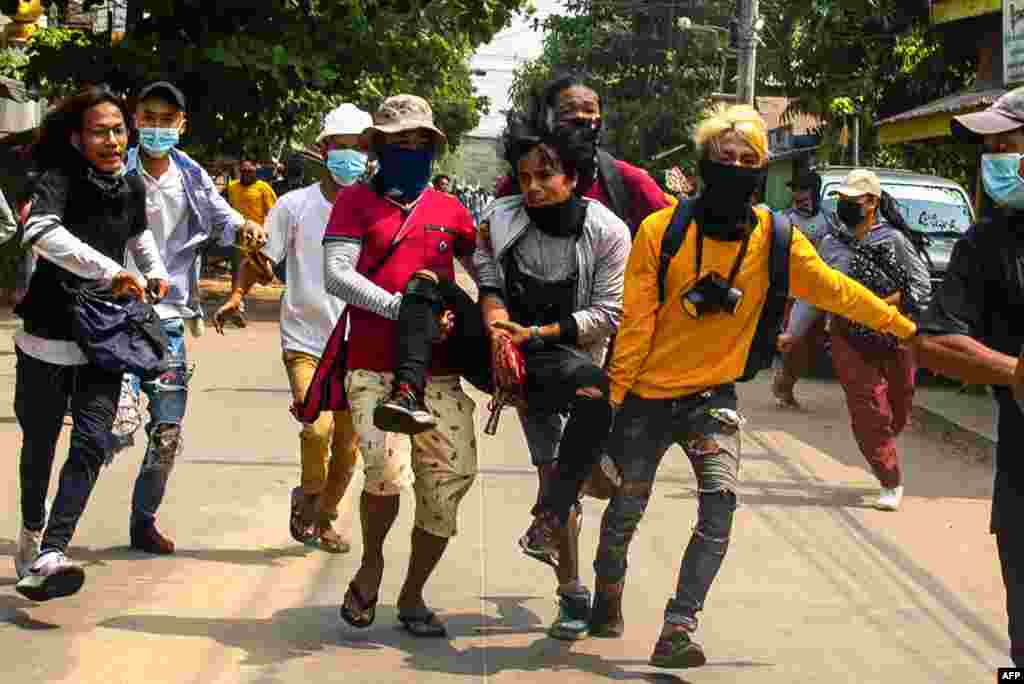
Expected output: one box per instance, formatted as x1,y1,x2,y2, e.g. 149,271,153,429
821,181,972,234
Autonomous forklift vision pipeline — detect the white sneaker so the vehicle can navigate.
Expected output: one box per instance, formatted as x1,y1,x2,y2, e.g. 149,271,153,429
15,550,85,601
14,526,43,580
875,485,904,511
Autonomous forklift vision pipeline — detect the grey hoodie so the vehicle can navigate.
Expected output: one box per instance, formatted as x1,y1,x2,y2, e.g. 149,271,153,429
474,196,631,364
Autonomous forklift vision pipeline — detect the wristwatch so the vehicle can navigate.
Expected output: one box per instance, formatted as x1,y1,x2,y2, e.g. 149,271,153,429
530,325,541,340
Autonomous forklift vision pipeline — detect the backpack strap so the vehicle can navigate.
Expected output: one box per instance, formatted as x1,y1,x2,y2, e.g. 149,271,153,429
596,149,631,225
657,198,697,304
739,210,793,380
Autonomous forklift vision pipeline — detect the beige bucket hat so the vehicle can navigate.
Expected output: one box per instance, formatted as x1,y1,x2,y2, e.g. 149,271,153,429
360,94,447,148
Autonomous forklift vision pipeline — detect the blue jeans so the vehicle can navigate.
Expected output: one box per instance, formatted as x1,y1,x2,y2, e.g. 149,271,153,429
593,388,744,631
130,317,191,526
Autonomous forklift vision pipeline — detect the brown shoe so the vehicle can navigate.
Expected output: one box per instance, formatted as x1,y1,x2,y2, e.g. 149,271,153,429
590,580,624,638
130,520,175,555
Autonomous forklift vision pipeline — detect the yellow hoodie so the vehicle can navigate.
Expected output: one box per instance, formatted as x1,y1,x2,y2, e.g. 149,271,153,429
608,206,917,404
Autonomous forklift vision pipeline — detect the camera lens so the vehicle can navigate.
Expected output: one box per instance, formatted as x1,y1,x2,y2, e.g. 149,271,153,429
683,290,704,318
724,287,744,314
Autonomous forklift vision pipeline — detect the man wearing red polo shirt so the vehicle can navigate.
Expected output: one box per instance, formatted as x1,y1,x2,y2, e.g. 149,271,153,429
322,95,477,638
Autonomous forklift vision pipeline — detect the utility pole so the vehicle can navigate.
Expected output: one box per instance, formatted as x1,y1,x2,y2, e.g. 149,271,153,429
736,0,759,105
851,116,861,166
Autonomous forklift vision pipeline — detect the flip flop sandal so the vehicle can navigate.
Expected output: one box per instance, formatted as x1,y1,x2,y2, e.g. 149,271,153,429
397,611,448,638
340,581,378,629
289,488,316,544
315,521,351,554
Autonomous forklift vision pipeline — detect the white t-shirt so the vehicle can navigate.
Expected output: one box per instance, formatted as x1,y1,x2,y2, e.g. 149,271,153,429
262,182,344,357
133,158,191,319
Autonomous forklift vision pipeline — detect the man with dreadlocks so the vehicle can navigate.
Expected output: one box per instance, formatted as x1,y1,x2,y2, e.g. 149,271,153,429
779,169,932,511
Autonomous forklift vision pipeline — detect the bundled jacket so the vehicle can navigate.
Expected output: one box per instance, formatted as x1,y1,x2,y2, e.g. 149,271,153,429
788,215,932,338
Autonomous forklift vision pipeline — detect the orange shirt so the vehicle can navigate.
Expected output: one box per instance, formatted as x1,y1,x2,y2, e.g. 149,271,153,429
609,206,917,404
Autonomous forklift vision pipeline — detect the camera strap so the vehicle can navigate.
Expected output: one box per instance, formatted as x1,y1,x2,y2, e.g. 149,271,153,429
694,222,752,290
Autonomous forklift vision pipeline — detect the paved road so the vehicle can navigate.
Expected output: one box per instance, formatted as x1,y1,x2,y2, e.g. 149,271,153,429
0,303,1010,683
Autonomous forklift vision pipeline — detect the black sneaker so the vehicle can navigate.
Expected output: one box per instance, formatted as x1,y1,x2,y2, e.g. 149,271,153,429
549,588,592,641
518,511,563,567
650,629,707,669
373,384,437,435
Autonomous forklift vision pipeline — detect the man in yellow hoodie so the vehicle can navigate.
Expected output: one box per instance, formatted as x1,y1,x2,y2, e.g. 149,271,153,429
588,105,922,668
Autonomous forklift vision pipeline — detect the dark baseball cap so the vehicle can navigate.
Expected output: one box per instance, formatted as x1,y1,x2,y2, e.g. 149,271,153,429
787,169,821,191
136,81,186,111
951,87,1024,142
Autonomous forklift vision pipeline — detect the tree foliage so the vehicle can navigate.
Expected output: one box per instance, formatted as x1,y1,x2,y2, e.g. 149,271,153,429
510,0,723,179
19,0,530,157
756,0,973,175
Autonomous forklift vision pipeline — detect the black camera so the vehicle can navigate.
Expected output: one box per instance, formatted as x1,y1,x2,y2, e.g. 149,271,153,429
682,273,744,318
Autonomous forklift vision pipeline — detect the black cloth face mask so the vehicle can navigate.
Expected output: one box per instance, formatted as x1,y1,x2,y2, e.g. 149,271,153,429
697,158,766,240
836,197,867,228
525,195,586,238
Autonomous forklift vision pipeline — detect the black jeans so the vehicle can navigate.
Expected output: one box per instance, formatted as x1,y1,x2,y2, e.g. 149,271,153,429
393,277,491,393
15,348,121,553
594,388,743,630
524,345,612,523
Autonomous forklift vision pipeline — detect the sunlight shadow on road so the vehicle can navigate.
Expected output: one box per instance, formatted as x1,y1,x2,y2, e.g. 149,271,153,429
0,539,314,570
93,601,724,681
0,595,60,630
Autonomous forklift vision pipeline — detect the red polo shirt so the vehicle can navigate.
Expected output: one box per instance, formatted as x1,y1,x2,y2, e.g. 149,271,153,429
324,184,475,374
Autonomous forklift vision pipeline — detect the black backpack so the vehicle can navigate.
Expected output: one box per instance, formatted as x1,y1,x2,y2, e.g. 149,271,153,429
656,198,793,382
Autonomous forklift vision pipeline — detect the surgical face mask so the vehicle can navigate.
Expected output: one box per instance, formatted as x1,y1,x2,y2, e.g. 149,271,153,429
982,153,1024,209
138,127,180,157
326,148,367,186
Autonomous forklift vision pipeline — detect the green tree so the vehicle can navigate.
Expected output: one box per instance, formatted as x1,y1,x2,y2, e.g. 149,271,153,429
756,0,972,177
20,0,529,157
510,1,723,181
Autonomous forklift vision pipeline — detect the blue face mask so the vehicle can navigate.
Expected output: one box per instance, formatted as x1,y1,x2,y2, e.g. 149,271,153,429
373,144,434,203
326,148,367,186
982,153,1024,209
139,127,180,157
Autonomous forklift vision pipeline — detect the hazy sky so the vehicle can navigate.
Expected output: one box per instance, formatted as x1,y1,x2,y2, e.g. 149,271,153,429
468,0,564,137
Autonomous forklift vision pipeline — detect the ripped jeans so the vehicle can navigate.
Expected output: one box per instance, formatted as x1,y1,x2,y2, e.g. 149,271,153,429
129,317,191,527
594,386,743,631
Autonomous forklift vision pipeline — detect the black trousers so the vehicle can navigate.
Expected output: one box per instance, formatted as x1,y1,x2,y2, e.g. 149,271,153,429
393,278,491,393
15,348,121,553
524,345,612,523
998,524,1024,666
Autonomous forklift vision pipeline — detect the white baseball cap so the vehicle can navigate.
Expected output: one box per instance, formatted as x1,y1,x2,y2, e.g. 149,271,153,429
318,103,373,143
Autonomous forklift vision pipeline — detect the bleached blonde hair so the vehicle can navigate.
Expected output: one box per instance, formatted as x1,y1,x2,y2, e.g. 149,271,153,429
693,104,769,165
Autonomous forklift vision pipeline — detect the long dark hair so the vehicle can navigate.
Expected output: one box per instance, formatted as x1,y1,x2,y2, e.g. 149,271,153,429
877,190,933,267
34,85,129,172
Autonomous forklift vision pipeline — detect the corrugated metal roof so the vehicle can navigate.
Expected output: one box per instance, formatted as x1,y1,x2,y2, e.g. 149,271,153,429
876,87,1006,126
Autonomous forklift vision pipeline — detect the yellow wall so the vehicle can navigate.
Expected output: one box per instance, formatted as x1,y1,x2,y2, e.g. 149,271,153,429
931,0,1000,25
877,106,989,145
